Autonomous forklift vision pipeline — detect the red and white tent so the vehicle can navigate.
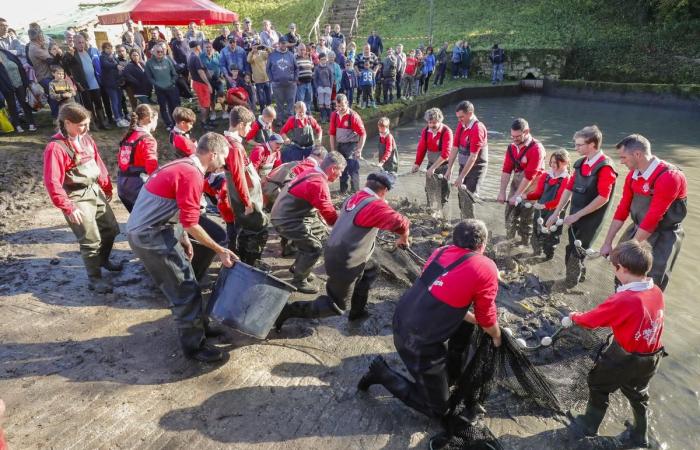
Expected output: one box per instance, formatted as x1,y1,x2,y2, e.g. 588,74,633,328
97,0,238,26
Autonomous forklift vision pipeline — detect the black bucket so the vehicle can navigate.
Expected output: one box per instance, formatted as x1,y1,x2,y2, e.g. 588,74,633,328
190,239,216,282
207,263,296,339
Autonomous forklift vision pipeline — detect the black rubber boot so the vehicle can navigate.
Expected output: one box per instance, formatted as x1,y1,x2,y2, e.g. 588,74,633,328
616,409,650,448
357,355,389,391
568,404,606,438
100,238,125,272
274,296,342,331
86,257,113,294
184,343,226,363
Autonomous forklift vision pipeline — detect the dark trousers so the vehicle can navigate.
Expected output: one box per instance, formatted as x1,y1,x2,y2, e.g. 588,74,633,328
40,77,59,117
382,78,394,104
154,85,181,128
564,220,598,285
79,89,107,127
3,85,35,128
104,87,124,121
338,142,360,193
620,225,683,292
128,226,206,354
395,73,402,99
422,71,433,93
100,86,113,122
360,85,373,105
236,226,269,266
326,259,378,313
532,209,564,258
586,340,662,439
273,216,327,282
434,63,447,85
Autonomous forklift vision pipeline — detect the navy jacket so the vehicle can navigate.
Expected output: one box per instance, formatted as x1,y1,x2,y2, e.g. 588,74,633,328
122,61,153,96
0,49,29,96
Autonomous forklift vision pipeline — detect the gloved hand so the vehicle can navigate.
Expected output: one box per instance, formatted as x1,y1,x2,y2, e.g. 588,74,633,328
561,315,573,328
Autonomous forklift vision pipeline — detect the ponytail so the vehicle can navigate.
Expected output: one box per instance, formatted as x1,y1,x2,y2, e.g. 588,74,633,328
121,104,154,143
56,103,91,138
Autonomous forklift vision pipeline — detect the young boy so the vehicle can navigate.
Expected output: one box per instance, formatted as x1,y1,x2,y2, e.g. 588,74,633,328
245,106,276,145
312,53,333,123
225,66,250,109
402,50,417,100
48,65,77,110
340,60,358,107
377,117,398,174
358,60,375,109
563,239,664,448
526,150,571,259
169,106,197,157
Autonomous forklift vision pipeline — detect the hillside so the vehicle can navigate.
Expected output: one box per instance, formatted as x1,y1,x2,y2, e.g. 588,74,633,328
217,0,699,84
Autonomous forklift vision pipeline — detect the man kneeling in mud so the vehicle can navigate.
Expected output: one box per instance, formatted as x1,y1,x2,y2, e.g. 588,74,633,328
357,219,501,419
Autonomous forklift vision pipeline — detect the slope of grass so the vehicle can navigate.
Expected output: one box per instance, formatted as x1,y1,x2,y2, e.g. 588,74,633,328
214,0,326,40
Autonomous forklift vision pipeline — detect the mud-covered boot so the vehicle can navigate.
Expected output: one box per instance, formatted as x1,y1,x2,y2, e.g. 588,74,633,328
616,408,650,448
274,296,341,331
357,355,391,391
88,273,113,294
567,404,605,438
100,238,125,272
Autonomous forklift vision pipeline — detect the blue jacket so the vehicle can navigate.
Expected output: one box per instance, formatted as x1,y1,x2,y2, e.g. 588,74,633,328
451,46,462,63
358,68,375,87
422,54,436,74
200,51,221,79
99,52,121,88
266,50,298,83
220,45,247,76
367,35,383,55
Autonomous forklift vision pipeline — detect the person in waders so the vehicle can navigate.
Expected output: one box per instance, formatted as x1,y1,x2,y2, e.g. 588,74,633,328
126,132,238,363
279,101,323,163
270,152,347,293
275,172,410,329
527,150,571,260
497,118,545,245
376,117,399,174
43,103,123,294
358,219,501,420
223,106,270,269
600,134,687,291
563,240,665,448
411,108,454,219
262,145,328,211
244,106,276,146
116,104,158,212
249,133,283,179
447,100,488,220
329,94,366,194
547,125,617,288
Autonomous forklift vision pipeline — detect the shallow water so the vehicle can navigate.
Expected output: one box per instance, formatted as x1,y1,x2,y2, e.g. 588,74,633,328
385,94,700,449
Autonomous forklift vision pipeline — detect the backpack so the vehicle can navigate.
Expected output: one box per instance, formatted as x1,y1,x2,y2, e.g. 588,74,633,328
117,134,146,172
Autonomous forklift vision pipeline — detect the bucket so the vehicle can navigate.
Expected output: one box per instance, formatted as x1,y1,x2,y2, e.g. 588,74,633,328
190,239,216,282
206,263,297,339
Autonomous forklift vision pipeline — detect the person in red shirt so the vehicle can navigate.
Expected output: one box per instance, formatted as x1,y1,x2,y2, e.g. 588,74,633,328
376,117,398,173
548,125,617,287
497,118,545,245
116,104,159,212
564,240,664,448
43,103,122,294
249,133,283,178
526,150,571,259
275,172,410,329
262,145,328,211
169,107,197,158
127,132,238,363
203,171,237,251
223,106,269,268
244,106,276,145
280,101,323,162
358,219,501,419
411,107,453,218
329,94,366,194
600,134,687,291
447,100,489,219
270,151,347,293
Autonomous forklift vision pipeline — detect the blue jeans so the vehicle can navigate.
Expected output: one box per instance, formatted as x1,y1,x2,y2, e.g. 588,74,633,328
154,85,181,127
492,63,504,84
105,87,124,121
271,81,297,122
255,82,271,111
296,82,313,112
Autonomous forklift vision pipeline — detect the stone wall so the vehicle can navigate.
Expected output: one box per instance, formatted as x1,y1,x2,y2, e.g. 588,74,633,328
468,48,569,80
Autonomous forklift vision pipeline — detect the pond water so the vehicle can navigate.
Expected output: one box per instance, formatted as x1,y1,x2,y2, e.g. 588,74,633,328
385,94,700,449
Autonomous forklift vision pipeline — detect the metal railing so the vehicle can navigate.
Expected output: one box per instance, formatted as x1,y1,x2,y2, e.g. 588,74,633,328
349,0,362,39
308,0,328,43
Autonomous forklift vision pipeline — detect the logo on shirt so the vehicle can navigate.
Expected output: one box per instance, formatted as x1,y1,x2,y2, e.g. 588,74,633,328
634,309,663,346
642,182,650,193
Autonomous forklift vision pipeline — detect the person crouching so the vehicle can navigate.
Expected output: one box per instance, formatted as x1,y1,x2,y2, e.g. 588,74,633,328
563,240,664,448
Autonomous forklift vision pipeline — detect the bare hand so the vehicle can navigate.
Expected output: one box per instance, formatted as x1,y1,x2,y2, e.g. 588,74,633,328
492,335,502,348
599,242,613,258
464,312,476,324
181,238,194,261
395,233,410,248
217,248,239,268
563,214,579,226
244,204,254,215
105,192,113,202
453,177,464,189
426,167,435,178
496,192,506,204
67,208,84,225
534,202,545,210
411,164,420,173
508,195,520,206
544,215,557,228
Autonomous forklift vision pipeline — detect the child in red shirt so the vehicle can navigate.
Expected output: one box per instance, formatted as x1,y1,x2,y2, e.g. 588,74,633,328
377,117,398,173
526,150,570,259
169,107,197,158
563,240,664,448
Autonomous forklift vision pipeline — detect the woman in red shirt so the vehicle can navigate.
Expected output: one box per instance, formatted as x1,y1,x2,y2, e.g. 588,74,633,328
116,104,159,212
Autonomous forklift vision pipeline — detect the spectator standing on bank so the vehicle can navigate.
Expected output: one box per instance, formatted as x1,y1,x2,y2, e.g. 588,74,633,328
367,30,383,56
99,42,129,128
187,41,214,130
461,41,471,78
402,49,417,100
185,21,206,47
48,65,77,110
313,53,333,123
285,23,302,49
27,29,56,114
0,47,37,132
125,20,145,49
382,50,397,104
490,43,505,84
63,34,109,130
421,46,436,93
267,36,298,123
331,24,345,55
433,42,448,86
220,38,247,84
295,44,314,113
123,49,152,105
358,60,375,108
212,27,229,52
340,60,357,107
451,41,462,79
395,44,406,100
145,43,180,130
259,20,280,49
201,41,223,120
247,41,271,113
0,18,25,61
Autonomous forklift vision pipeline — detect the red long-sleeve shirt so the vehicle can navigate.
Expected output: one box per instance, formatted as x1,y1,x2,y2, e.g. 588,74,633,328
244,118,275,143
329,110,366,137
288,168,338,225
43,133,113,215
453,120,487,155
613,160,687,233
423,245,498,328
378,133,396,164
572,282,664,353
501,138,545,181
119,130,158,174
203,176,235,223
170,129,196,157
144,159,203,228
566,154,617,200
345,190,410,234
526,172,571,210
249,144,282,172
291,157,319,176
414,125,453,165
280,115,322,136
224,134,252,208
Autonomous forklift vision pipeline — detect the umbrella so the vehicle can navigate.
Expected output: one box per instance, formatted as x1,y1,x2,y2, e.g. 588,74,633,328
97,0,238,26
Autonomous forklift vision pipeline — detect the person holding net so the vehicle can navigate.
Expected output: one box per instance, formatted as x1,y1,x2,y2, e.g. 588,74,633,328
357,219,501,420
562,240,665,448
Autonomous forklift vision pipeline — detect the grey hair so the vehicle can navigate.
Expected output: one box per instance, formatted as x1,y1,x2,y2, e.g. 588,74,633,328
310,145,328,159
424,107,444,123
335,93,348,105
320,151,347,170
616,134,651,156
